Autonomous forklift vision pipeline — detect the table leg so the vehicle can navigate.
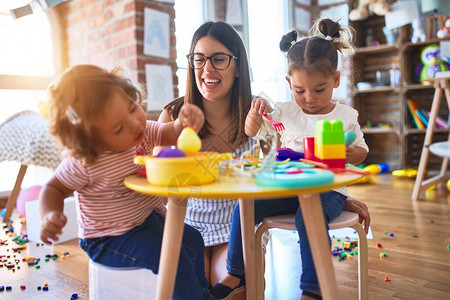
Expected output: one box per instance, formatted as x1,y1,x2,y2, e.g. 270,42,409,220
239,197,256,300
298,193,338,300
156,196,188,300
3,164,27,223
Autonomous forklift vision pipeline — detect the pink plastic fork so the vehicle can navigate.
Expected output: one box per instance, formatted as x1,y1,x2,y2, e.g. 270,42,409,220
262,113,285,132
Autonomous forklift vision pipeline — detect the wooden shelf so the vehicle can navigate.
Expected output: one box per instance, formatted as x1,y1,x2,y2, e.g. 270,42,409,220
351,19,450,169
403,84,434,91
402,38,450,49
404,128,450,135
354,86,399,94
354,44,399,54
362,128,397,134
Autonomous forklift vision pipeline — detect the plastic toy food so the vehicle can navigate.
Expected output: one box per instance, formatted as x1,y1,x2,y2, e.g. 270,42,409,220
177,127,201,154
156,146,186,158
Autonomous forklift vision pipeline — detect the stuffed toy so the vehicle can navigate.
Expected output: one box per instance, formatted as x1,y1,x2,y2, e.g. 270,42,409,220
349,0,392,21
414,44,449,84
411,18,426,43
437,18,450,39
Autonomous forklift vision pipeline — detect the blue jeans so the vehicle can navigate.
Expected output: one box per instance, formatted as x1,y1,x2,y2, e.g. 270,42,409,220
79,212,213,300
226,191,347,292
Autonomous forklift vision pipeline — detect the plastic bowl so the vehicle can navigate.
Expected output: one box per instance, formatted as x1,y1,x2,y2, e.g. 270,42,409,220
134,152,231,186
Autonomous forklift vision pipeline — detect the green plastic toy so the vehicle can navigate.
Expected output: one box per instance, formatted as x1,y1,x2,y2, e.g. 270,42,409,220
420,44,448,83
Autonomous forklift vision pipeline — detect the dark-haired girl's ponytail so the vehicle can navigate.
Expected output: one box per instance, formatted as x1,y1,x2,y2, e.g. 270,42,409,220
279,30,298,52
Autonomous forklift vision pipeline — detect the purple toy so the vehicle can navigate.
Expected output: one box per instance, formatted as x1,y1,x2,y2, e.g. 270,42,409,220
156,146,186,158
276,148,304,161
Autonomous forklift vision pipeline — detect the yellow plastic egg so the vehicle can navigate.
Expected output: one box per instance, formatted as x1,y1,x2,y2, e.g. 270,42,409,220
177,127,201,154
363,164,381,175
447,179,450,192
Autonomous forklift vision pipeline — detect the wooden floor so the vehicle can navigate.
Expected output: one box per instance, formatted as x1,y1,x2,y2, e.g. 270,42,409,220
1,174,449,299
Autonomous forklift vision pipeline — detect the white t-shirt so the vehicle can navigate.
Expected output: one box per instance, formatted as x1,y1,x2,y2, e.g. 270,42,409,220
255,101,369,196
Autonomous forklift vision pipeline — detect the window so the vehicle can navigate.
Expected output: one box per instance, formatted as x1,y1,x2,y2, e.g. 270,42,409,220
247,0,292,104
174,0,206,97
0,2,62,195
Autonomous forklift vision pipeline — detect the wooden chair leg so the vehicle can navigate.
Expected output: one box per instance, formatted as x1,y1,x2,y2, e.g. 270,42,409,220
2,164,27,223
255,223,269,300
352,223,369,300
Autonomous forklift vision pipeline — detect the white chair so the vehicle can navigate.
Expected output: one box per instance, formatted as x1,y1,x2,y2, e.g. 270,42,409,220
89,260,158,299
255,210,368,300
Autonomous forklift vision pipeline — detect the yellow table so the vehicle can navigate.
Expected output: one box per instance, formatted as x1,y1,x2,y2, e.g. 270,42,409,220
125,171,362,300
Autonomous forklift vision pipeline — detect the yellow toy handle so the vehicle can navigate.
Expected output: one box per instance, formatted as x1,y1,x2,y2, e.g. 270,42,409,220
133,156,146,165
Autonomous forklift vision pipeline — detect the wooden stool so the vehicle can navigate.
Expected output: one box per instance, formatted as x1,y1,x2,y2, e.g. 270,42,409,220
255,210,369,300
412,77,450,201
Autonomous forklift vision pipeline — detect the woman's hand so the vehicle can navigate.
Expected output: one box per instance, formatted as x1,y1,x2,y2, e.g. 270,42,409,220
179,103,205,132
40,211,67,244
344,197,370,234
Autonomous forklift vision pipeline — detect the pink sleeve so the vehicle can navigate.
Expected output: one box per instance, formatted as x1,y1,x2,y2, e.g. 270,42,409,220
144,120,164,150
55,158,90,191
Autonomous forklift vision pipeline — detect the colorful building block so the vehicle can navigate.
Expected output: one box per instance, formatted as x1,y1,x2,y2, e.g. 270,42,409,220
314,120,346,168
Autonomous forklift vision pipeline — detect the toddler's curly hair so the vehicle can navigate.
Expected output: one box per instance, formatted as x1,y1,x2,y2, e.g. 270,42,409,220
47,64,143,164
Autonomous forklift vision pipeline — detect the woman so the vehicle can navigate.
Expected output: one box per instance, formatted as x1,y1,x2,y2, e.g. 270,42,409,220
156,21,254,299
156,21,371,298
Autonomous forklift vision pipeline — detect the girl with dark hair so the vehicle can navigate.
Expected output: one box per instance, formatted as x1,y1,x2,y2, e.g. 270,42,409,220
212,18,369,300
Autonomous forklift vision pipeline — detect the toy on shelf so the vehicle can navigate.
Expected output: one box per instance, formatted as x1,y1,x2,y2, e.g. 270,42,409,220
415,44,450,84
349,0,392,21
437,18,450,39
383,26,399,45
411,18,426,43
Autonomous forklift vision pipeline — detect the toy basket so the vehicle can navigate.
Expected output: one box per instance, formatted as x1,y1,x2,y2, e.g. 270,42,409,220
134,152,231,186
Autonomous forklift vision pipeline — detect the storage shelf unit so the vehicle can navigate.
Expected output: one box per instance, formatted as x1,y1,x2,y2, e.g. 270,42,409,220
351,16,449,170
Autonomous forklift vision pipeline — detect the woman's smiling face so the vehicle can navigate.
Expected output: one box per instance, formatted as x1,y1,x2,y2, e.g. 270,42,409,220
193,36,238,103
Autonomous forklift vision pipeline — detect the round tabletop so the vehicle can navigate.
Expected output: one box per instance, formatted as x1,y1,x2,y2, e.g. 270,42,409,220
429,141,450,158
124,170,362,199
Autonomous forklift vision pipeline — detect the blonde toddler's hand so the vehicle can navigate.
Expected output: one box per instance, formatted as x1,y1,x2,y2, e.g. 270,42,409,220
250,98,272,115
179,103,205,132
40,211,67,244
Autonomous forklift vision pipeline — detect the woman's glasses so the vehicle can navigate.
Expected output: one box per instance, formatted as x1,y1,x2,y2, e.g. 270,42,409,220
187,53,238,70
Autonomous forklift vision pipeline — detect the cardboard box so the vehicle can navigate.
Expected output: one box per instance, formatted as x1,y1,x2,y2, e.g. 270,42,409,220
25,196,78,244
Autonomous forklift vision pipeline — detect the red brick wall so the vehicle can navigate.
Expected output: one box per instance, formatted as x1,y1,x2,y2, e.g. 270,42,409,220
60,0,177,101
